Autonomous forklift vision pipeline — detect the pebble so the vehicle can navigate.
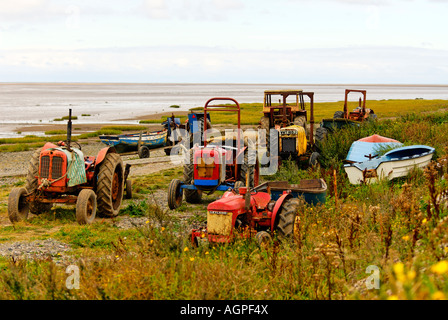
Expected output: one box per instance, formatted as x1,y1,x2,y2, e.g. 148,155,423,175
0,238,71,263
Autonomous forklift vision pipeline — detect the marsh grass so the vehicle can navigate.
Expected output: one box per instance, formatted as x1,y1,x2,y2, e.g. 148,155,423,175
1,107,448,299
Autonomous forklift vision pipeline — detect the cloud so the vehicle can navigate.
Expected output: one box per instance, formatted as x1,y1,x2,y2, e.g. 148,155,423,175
0,45,446,84
140,0,244,20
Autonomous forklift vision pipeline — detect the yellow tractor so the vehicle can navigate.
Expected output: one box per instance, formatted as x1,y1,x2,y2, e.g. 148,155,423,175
259,90,318,168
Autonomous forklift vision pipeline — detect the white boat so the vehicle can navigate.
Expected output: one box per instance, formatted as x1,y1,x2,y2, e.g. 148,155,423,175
343,135,435,184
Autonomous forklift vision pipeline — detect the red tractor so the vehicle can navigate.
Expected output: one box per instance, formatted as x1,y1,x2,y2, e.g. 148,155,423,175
190,186,302,245
8,109,131,225
168,98,259,210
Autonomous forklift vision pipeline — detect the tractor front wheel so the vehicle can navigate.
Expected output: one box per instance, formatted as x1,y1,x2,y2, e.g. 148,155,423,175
96,152,124,217
168,179,183,209
276,197,302,240
76,189,97,225
183,149,202,204
8,187,30,223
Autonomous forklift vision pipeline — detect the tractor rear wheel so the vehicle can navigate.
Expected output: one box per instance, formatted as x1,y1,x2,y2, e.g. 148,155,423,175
314,127,328,152
168,179,183,209
333,111,344,119
96,152,124,217
183,149,202,204
76,189,97,225
8,187,30,223
25,147,52,215
276,197,302,240
293,116,307,136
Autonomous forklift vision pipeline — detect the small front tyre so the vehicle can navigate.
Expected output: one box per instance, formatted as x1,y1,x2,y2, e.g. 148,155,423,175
76,189,97,225
8,187,30,223
168,179,183,210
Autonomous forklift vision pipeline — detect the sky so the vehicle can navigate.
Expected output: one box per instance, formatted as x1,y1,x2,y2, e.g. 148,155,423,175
0,0,447,84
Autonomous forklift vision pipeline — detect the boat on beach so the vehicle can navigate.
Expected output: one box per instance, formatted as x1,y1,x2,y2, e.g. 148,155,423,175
343,135,435,184
99,130,167,156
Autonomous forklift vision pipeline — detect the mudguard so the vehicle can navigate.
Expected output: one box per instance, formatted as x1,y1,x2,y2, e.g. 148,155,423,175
95,147,117,168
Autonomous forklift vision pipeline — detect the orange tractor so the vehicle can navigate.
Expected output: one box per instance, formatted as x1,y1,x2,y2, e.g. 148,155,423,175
333,89,376,121
8,109,131,225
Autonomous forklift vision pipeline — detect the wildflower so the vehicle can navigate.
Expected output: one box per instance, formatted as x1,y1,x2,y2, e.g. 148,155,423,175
422,218,427,225
431,260,448,275
145,220,150,224
190,257,195,261
407,269,416,281
149,239,154,245
387,295,399,300
161,227,165,232
393,263,406,283
205,251,209,255
184,247,189,252
432,291,445,300
402,235,409,241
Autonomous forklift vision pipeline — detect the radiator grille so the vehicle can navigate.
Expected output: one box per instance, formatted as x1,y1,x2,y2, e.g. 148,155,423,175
281,138,296,153
51,156,63,179
40,156,50,179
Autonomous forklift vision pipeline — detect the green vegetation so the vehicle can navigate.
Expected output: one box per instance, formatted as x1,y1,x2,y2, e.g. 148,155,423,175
54,115,78,121
1,100,448,300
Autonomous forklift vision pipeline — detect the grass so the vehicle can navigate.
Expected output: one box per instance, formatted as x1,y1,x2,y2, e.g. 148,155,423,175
1,100,448,300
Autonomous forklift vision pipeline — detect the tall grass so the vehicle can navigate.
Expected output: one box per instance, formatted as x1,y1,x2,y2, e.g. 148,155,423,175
1,109,448,300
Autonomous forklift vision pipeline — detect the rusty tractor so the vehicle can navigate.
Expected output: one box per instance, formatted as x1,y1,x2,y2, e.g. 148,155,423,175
259,90,318,168
167,97,259,210
8,109,131,225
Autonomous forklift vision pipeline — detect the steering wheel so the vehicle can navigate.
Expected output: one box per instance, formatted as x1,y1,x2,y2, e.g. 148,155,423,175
63,140,82,150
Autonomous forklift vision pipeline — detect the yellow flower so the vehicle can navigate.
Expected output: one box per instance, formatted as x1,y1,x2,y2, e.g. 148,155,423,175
145,220,150,224
161,227,165,232
150,239,154,245
393,263,406,283
432,291,445,300
387,295,399,300
402,235,409,241
422,218,427,225
205,251,209,255
190,257,195,261
184,247,189,252
407,269,416,281
431,260,448,275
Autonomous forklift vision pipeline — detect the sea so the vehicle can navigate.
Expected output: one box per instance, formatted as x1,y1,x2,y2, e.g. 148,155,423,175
1,83,447,138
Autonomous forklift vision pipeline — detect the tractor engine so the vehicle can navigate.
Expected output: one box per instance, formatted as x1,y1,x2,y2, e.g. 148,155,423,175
37,142,89,193
201,188,274,243
278,125,307,159
193,146,226,191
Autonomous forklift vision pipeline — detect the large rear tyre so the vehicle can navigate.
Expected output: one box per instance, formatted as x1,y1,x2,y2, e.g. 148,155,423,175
293,116,307,136
333,111,344,119
183,149,202,204
8,187,30,223
76,189,97,225
96,152,124,217
168,179,183,209
276,197,302,240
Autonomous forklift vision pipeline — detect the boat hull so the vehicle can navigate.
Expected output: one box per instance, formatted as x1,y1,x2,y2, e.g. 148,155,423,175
99,131,167,153
344,146,434,184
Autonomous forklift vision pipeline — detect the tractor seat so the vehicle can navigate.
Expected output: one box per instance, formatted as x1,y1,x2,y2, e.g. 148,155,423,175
84,156,95,169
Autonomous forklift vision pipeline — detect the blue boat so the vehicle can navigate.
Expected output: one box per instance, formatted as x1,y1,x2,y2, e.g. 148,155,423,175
344,135,435,184
99,130,167,156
